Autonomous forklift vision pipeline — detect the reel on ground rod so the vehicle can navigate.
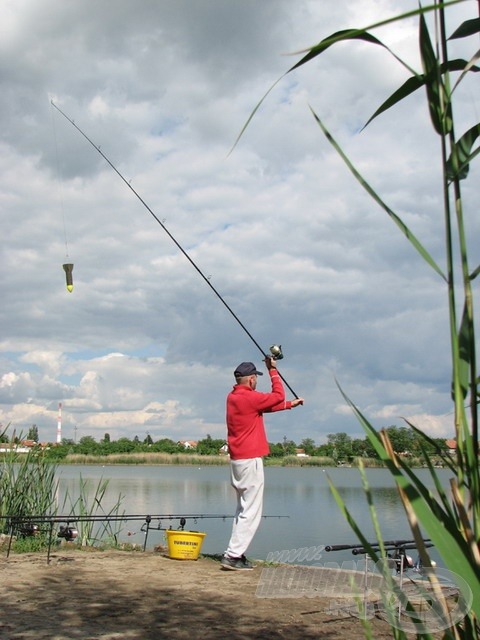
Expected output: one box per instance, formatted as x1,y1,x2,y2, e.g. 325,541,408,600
57,525,78,541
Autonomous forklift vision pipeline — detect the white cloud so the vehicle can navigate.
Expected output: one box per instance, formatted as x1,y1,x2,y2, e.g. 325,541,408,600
20,351,66,376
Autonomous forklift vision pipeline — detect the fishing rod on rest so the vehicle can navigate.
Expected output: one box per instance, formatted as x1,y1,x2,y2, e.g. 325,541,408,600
325,538,432,554
50,100,299,399
4,512,290,561
3,513,289,524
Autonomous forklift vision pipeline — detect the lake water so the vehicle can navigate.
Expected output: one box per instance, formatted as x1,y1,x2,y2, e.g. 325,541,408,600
55,464,450,566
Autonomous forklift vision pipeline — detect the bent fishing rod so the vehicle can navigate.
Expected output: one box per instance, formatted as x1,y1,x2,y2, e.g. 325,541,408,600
51,100,299,399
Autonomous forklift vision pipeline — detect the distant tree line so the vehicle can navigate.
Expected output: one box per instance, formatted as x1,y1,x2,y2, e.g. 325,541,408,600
0,425,449,463
269,427,447,461
0,424,39,443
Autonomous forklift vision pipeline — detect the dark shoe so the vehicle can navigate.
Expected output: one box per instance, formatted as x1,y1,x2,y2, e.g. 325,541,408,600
221,555,254,571
241,554,255,569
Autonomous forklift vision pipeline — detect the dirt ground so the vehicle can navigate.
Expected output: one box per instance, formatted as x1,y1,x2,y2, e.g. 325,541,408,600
0,545,398,640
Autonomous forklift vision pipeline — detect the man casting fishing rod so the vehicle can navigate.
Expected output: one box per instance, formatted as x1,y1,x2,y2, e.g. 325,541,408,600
221,356,304,571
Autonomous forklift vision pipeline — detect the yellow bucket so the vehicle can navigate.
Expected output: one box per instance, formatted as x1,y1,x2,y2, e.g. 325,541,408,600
165,529,206,560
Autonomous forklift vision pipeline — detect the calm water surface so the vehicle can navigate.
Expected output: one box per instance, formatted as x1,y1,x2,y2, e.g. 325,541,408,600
56,464,451,565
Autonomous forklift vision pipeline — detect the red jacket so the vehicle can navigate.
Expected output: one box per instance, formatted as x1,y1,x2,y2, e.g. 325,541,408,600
226,369,292,460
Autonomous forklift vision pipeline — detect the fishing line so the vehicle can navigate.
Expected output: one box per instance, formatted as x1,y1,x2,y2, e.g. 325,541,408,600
50,100,299,397
50,101,70,259
50,99,74,292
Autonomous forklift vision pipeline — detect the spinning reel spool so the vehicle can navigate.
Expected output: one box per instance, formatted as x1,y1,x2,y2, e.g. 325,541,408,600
269,345,283,361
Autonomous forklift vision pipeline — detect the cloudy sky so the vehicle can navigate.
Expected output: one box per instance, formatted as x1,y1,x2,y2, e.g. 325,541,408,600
1,0,478,446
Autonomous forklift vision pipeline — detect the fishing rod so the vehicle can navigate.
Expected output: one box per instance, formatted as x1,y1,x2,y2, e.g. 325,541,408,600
325,538,432,553
4,512,289,562
50,100,299,399
3,512,288,541
2,513,288,524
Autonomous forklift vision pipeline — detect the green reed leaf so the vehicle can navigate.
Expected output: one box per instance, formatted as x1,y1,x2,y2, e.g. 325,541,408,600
289,30,392,70
470,264,480,281
310,108,446,280
419,12,450,134
287,1,463,76
446,122,480,180
449,17,480,40
327,478,377,557
230,1,464,152
404,419,457,476
451,48,480,94
336,381,480,619
364,59,478,129
457,302,472,400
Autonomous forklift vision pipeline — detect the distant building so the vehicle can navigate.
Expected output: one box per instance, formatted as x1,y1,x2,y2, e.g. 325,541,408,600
178,440,198,450
295,448,309,457
445,439,457,455
21,439,37,448
0,440,49,454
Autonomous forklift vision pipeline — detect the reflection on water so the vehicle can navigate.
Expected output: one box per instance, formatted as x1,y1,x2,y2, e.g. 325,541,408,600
56,465,452,565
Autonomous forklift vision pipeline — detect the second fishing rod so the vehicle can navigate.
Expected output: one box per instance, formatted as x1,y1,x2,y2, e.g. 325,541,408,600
51,100,299,398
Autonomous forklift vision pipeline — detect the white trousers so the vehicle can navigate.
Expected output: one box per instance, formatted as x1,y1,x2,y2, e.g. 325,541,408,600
225,457,264,558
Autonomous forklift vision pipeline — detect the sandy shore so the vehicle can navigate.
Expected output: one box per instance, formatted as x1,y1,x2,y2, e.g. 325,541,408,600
0,547,396,639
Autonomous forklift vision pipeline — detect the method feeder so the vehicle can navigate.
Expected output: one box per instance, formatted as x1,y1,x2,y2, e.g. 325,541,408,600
50,101,298,398
62,262,74,292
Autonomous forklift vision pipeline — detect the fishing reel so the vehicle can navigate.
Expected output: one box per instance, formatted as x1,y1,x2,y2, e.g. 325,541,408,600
388,550,415,574
57,525,78,541
269,345,284,361
19,523,40,537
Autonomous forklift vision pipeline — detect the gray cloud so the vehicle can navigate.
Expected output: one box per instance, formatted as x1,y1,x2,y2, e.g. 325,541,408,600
1,0,477,444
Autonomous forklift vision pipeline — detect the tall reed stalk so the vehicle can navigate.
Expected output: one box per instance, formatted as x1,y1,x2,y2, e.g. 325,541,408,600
0,442,58,531
0,429,125,550
238,1,480,636
61,476,125,546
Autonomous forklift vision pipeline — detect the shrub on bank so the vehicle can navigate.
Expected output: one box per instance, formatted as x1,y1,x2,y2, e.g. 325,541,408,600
351,457,385,468
274,455,336,467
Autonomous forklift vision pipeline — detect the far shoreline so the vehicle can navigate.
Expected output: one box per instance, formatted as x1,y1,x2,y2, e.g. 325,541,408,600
5,451,446,469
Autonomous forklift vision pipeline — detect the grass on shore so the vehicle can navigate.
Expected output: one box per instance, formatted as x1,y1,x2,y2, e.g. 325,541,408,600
1,451,445,468
63,452,231,465
61,453,400,467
